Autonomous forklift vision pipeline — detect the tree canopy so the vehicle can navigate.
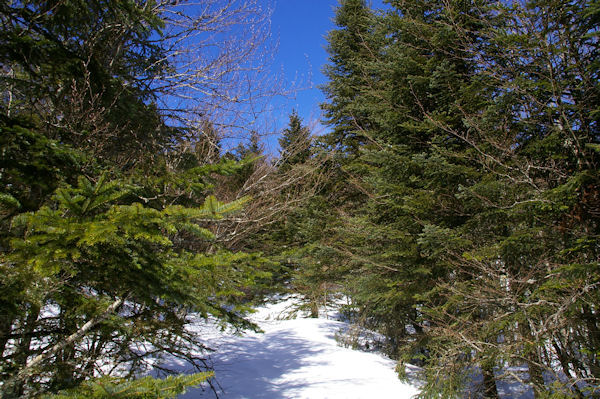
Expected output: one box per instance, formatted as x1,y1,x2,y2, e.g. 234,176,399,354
1,0,599,397
0,0,277,397
312,0,600,396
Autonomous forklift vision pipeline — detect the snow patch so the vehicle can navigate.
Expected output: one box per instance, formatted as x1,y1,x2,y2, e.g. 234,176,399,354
158,296,421,398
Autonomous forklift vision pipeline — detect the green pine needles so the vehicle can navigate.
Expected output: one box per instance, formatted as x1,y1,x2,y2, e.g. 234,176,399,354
44,373,212,399
0,0,273,396
2,169,260,397
312,0,600,396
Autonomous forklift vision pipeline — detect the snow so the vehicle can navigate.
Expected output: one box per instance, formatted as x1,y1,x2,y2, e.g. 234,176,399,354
163,296,421,398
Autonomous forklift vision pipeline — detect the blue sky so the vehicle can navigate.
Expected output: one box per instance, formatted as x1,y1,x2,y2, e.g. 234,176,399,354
264,0,387,152
264,0,341,151
270,0,339,127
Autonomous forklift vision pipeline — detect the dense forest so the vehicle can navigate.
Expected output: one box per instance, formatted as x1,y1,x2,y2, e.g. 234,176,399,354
0,0,598,398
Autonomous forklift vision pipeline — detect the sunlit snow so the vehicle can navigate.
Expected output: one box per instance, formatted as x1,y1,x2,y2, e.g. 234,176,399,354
165,297,421,398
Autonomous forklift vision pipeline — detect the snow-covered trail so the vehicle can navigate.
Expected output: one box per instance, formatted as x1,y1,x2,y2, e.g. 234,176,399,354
176,298,421,398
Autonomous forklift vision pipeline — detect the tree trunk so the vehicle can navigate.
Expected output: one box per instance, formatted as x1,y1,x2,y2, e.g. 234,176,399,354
2,298,123,398
0,313,15,360
519,319,546,396
552,338,585,399
481,363,500,399
310,298,319,318
2,304,40,399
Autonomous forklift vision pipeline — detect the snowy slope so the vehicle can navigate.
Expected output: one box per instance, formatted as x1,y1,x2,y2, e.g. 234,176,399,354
170,297,421,398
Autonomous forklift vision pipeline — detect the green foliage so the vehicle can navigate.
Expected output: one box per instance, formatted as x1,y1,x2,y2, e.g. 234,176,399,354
316,0,600,396
1,159,264,396
2,167,263,392
0,0,172,165
278,111,312,171
0,116,83,213
45,373,212,399
0,1,274,397
0,193,20,214
321,0,383,156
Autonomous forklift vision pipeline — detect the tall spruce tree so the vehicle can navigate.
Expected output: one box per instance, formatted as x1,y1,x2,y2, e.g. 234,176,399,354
319,0,599,396
278,110,312,171
416,0,600,396
321,0,383,157
320,0,485,356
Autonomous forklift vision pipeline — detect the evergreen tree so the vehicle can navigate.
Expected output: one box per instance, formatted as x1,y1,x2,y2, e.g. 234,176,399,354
44,374,212,399
318,0,599,396
278,110,312,171
0,0,171,167
222,130,268,200
319,0,485,357
0,1,275,397
321,0,382,157
235,130,264,161
416,1,600,396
